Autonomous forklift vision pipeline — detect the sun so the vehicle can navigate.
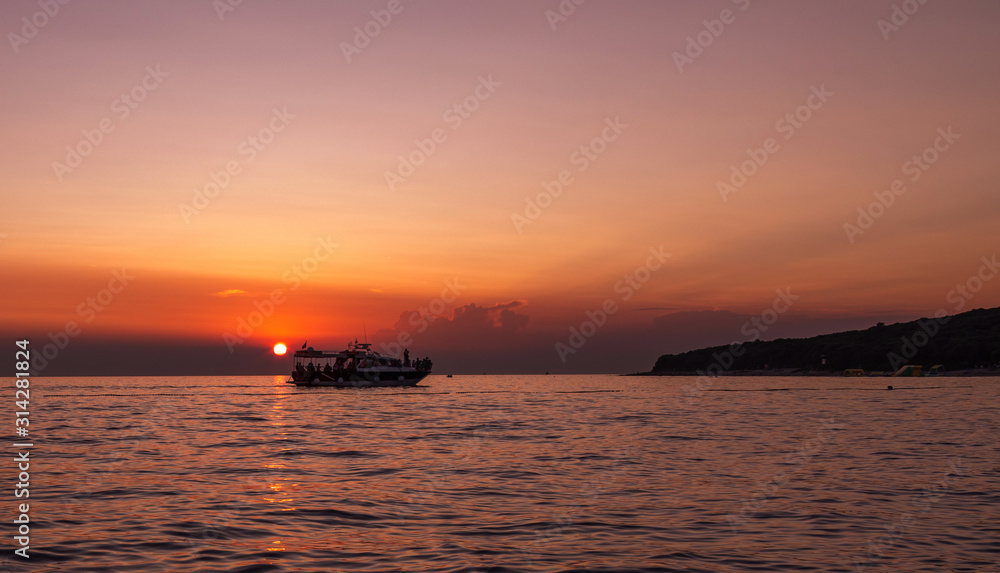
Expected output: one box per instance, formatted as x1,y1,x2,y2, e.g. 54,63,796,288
273,343,287,356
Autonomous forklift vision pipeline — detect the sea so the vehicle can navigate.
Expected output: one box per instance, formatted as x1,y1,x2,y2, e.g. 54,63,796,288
11,375,999,572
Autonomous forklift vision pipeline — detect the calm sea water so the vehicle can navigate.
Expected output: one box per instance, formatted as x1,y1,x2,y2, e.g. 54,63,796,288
10,375,999,572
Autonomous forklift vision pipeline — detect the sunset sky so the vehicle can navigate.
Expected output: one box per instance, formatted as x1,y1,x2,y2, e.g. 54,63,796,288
2,0,998,374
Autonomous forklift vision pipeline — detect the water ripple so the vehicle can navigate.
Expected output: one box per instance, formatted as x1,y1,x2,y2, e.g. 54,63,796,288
19,375,1000,572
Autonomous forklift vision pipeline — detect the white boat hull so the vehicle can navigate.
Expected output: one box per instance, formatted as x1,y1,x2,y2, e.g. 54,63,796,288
287,369,428,387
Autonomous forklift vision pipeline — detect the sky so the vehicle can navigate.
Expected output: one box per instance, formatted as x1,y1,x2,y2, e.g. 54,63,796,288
2,0,998,375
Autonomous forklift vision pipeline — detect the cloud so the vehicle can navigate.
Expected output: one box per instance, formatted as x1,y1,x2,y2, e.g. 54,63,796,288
213,289,246,297
369,299,556,373
379,300,530,343
451,300,530,330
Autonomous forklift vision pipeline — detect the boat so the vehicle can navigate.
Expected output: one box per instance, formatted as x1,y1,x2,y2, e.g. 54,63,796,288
287,341,432,387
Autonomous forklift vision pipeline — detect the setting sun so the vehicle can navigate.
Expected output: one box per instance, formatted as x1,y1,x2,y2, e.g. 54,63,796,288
273,343,287,356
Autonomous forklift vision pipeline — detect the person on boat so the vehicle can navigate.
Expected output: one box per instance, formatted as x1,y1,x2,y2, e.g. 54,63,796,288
323,363,333,375
306,362,316,375
404,349,410,367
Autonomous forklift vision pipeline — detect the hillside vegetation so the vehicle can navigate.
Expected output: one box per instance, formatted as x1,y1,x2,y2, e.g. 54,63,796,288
648,307,1000,374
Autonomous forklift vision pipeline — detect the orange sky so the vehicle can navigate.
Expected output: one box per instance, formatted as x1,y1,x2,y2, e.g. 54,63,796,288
2,1,998,374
